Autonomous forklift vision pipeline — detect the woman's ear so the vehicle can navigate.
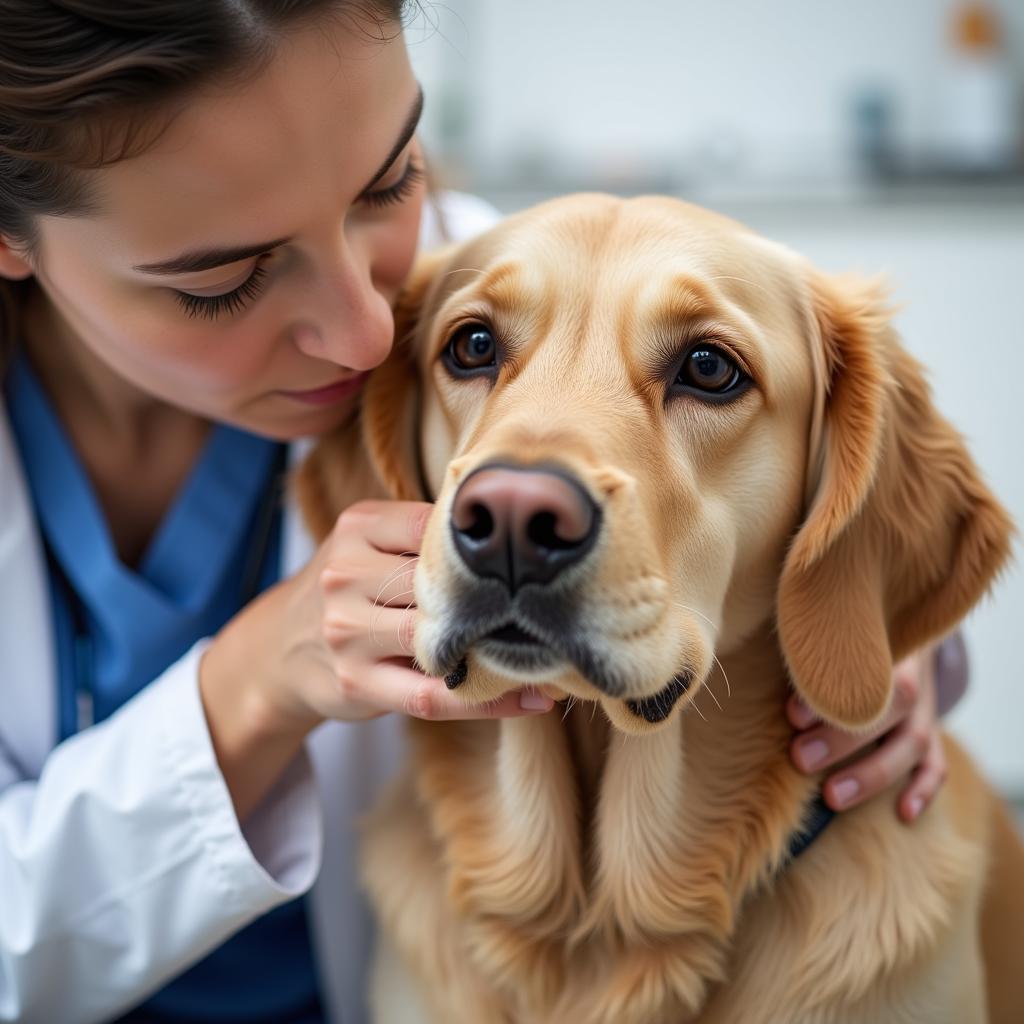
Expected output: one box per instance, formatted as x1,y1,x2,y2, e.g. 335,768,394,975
776,272,1014,731
0,236,34,281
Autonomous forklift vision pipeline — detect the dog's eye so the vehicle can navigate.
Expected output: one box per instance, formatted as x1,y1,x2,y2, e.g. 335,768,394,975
675,346,744,395
446,323,497,372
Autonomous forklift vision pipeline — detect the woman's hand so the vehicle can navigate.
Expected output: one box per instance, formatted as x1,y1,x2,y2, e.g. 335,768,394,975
263,499,553,725
201,499,553,819
786,645,947,822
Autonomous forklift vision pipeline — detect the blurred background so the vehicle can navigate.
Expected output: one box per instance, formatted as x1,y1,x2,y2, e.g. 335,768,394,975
405,0,1024,803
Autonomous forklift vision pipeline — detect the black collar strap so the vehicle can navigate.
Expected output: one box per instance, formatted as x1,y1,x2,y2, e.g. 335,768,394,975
786,793,836,861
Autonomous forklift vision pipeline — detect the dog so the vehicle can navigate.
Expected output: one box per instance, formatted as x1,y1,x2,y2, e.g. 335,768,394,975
298,194,1021,1023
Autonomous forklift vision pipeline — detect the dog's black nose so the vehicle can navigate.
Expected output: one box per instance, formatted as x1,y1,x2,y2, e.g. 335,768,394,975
450,464,599,591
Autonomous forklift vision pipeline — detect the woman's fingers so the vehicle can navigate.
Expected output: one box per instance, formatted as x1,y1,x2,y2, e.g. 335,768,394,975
348,660,554,722
787,646,948,819
320,602,420,657
332,499,433,557
818,717,931,811
320,554,418,609
789,671,919,774
896,732,948,821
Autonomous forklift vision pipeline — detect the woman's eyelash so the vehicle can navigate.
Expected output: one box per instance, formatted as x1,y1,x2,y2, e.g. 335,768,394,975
361,159,424,209
174,262,269,321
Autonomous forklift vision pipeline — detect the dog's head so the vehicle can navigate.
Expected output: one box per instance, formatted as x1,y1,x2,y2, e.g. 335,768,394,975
331,194,1012,734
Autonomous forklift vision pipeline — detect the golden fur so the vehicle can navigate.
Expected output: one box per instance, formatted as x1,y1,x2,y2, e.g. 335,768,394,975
297,195,1022,1023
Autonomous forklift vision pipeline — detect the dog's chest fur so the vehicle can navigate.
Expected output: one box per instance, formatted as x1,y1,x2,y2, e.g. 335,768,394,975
361,628,976,1024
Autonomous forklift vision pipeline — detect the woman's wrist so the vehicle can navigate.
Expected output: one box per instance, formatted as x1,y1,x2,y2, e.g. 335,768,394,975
200,587,323,822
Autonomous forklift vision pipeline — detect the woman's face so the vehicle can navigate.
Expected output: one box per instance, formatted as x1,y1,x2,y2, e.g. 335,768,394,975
13,18,425,439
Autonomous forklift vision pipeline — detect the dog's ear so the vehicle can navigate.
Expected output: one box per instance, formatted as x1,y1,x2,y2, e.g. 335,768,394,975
360,244,454,501
294,413,381,542
776,272,1013,731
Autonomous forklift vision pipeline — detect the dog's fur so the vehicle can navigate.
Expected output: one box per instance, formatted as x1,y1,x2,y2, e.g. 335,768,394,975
298,195,1021,1023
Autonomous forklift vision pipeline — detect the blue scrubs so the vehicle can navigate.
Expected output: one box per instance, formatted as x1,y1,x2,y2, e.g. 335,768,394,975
5,353,326,1023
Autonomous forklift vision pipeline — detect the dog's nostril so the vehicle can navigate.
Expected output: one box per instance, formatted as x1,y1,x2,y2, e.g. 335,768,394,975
527,511,579,551
457,502,494,541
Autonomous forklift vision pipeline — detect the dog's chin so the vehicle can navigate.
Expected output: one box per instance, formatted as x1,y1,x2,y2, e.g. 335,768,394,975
438,645,698,735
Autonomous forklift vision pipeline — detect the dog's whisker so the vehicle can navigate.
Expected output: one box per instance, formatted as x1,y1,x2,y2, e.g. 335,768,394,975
373,555,418,608
707,273,774,298
440,265,486,282
369,589,417,648
703,675,724,712
669,600,719,636
689,693,709,723
374,588,417,614
711,654,732,699
561,695,578,723
666,600,732,700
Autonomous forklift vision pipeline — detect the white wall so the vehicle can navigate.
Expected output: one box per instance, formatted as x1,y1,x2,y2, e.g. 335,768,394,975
409,0,1024,187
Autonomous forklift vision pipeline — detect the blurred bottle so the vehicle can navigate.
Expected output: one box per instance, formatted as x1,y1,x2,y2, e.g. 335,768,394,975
938,1,1019,173
851,85,899,180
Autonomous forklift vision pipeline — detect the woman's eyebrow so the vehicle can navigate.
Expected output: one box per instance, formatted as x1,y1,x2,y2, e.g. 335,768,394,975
133,238,290,275
134,86,424,277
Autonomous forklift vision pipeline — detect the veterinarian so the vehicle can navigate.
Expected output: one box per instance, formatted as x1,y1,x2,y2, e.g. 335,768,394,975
0,2,969,1021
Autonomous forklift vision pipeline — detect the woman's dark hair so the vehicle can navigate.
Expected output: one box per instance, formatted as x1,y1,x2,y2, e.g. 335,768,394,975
0,0,411,369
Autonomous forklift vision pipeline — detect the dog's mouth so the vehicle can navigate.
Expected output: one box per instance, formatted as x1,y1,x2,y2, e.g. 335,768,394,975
439,610,694,724
437,602,605,693
485,622,544,646
472,617,566,677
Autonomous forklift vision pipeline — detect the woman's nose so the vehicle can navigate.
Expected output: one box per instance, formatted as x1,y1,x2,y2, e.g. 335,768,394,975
291,243,395,370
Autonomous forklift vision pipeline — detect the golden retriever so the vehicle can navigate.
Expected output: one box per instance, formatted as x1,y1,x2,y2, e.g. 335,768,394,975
298,194,1022,1023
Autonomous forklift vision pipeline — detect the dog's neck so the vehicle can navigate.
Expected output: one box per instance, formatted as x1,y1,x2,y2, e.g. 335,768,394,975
409,621,819,1018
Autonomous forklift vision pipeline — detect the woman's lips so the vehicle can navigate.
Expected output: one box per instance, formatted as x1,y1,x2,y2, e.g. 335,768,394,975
277,372,369,406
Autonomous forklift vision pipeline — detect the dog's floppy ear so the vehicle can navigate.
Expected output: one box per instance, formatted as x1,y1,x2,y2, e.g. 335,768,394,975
777,272,1013,731
359,244,454,501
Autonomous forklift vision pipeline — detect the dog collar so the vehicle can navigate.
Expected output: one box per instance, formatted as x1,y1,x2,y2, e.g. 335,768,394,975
786,794,836,861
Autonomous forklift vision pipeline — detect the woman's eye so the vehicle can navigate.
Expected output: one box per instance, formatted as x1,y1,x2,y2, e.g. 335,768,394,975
173,262,269,321
446,323,497,371
361,158,425,210
675,345,744,394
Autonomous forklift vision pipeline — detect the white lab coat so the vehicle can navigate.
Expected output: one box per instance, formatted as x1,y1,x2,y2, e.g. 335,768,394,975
0,192,500,1024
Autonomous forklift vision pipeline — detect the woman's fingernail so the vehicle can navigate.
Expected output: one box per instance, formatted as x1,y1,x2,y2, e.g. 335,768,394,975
832,777,861,807
798,738,829,770
519,689,554,712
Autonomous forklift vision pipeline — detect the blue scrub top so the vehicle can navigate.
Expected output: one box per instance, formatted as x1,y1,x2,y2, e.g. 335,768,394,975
5,352,326,1023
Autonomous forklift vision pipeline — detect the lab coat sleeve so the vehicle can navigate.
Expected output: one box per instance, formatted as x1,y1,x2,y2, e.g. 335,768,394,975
0,641,323,1024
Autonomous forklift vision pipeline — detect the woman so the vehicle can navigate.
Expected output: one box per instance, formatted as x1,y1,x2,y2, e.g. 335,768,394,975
0,2,964,1022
